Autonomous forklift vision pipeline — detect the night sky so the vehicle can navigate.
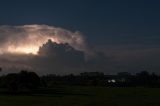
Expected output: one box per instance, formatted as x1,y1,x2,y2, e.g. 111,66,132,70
0,0,160,75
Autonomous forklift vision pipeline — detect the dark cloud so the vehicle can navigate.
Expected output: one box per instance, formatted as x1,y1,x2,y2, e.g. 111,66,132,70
32,40,86,75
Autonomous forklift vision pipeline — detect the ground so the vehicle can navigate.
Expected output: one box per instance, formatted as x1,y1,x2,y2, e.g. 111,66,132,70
0,86,160,106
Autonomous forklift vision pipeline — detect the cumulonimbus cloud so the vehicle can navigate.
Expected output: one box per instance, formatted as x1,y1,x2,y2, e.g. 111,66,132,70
0,24,110,75
0,25,90,55
0,25,99,74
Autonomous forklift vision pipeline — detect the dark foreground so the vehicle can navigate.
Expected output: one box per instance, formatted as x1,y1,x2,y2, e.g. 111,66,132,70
0,86,160,106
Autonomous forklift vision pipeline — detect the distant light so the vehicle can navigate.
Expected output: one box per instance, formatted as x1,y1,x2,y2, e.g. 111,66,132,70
111,79,116,83
108,79,116,83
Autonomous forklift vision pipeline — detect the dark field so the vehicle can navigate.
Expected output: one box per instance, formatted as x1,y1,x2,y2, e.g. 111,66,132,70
0,86,160,106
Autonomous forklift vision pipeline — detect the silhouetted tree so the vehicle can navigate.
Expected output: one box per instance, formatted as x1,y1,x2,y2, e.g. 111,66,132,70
18,71,40,90
5,73,19,92
4,71,40,93
136,71,150,86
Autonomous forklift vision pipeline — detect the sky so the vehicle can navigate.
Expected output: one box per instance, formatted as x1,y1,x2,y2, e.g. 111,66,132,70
0,0,160,75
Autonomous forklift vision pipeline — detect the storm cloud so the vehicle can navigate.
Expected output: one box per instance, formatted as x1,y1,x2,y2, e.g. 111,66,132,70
0,25,91,55
0,25,102,75
2,25,158,75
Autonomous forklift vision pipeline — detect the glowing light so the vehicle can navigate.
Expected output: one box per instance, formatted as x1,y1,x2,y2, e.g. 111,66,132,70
5,37,59,55
7,46,39,55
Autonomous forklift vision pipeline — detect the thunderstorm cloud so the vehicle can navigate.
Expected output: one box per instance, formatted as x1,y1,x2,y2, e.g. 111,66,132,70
0,25,104,75
0,25,89,55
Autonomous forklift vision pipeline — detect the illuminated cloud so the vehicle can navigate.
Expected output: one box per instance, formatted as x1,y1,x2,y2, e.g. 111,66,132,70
0,25,89,55
0,40,86,75
0,25,99,74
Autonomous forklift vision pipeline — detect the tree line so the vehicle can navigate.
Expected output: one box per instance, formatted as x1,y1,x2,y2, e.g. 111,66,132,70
0,69,160,93
41,71,160,87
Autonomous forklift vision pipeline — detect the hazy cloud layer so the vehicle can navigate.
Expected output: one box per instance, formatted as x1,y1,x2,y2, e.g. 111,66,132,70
96,45,160,74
